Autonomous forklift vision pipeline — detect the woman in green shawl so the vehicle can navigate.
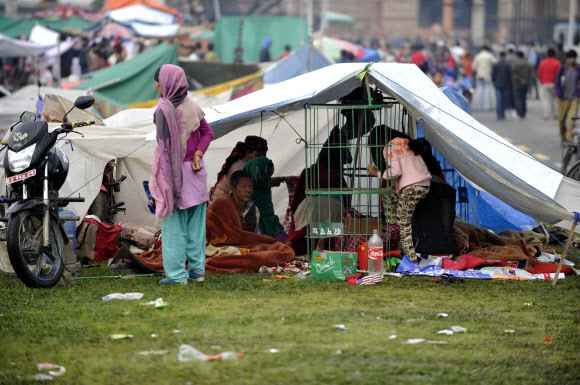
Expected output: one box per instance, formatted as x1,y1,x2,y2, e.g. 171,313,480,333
243,157,287,241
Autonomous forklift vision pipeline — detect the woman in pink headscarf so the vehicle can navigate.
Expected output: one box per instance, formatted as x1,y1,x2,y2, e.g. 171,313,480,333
150,64,214,284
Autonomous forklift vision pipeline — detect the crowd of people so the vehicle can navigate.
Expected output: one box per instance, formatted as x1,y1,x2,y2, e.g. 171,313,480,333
375,39,578,144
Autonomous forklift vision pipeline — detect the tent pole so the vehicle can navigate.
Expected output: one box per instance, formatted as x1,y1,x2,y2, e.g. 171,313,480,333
551,221,576,287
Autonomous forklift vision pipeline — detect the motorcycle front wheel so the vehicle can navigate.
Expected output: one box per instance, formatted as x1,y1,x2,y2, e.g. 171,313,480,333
6,210,64,288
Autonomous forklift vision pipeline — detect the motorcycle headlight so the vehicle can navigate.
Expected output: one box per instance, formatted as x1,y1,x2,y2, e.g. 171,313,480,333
8,144,36,173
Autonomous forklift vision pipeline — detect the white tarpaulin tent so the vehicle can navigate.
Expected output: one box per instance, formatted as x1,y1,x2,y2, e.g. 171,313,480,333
1,63,579,272
0,34,55,58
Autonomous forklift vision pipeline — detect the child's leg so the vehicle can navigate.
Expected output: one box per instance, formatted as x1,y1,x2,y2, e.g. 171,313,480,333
397,185,430,261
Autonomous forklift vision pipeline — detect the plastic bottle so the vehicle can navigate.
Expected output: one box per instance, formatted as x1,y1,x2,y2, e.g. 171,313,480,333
102,293,144,301
208,352,244,360
178,344,207,361
367,230,384,275
295,271,309,281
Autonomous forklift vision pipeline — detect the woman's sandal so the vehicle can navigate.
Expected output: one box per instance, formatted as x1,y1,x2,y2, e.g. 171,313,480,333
434,273,464,285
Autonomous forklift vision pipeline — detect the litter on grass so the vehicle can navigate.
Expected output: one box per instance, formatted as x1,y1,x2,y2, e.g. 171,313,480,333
451,325,467,333
264,349,280,353
437,313,449,317
404,339,426,344
437,329,454,335
388,335,397,340
137,350,170,356
178,344,243,361
111,334,133,340
36,363,66,377
154,298,167,309
102,293,144,301
333,324,348,331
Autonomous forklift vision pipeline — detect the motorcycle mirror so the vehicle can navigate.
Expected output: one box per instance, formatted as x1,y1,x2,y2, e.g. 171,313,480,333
20,111,36,123
74,95,94,110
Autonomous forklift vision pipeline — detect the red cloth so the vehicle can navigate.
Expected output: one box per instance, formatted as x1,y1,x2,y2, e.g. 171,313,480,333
537,57,562,84
279,52,291,60
442,254,506,270
528,263,574,276
82,218,121,262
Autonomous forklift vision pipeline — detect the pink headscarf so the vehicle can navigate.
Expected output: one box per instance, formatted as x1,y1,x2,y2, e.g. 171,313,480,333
149,64,195,218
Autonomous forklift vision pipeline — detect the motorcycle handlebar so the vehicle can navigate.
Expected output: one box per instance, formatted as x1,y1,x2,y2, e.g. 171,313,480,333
71,120,95,128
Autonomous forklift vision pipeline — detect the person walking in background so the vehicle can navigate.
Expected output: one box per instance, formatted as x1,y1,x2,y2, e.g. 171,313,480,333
492,52,512,120
537,47,562,120
555,50,580,144
150,64,214,284
204,43,219,62
259,37,272,62
527,41,540,99
472,44,496,111
511,51,534,119
279,45,291,60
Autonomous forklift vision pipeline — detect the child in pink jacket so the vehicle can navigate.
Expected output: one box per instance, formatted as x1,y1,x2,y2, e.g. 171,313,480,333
368,136,431,261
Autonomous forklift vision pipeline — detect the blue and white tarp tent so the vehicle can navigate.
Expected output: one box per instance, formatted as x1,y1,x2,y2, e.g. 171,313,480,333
196,63,580,226
263,44,334,85
418,86,537,233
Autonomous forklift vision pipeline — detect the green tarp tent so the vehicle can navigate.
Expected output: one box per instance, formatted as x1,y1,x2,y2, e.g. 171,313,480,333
213,16,307,63
76,42,178,105
0,16,94,39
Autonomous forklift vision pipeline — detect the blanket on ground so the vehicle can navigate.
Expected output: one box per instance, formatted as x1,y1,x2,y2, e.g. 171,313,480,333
453,219,555,264
205,196,295,274
131,197,294,274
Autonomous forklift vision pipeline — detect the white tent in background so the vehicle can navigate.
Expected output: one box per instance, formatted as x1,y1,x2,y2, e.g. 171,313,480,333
1,63,579,273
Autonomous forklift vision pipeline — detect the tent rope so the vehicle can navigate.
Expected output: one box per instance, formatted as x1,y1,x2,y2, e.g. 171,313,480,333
440,136,580,262
64,141,148,198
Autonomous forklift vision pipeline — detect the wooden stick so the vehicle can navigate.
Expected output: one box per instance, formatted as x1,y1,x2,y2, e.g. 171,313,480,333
552,221,576,287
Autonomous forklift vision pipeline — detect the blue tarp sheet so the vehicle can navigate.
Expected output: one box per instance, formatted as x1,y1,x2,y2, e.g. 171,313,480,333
418,86,537,233
263,44,334,85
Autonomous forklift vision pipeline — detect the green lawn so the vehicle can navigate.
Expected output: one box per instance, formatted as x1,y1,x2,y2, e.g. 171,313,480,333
0,260,579,385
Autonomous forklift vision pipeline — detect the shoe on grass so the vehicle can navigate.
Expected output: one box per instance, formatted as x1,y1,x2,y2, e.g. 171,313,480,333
159,278,188,285
187,270,205,282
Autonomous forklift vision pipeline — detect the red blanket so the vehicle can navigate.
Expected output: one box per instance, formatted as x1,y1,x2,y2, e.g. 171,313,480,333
205,196,295,274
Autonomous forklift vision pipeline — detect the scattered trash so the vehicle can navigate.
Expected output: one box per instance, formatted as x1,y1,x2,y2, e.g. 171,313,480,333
173,330,180,334
263,279,272,282
151,334,158,338
503,329,516,334
333,324,348,331
524,302,533,306
388,335,397,340
251,299,257,301
264,348,280,354
437,329,454,335
141,301,155,306
275,275,292,279
450,325,467,333
178,344,243,361
33,374,54,381
389,330,397,334
154,298,168,309
426,340,448,344
437,313,449,317
36,363,66,377
404,338,425,344
376,316,381,320
102,293,144,301
295,271,310,281
111,334,133,340
137,350,170,356
335,349,343,355
360,312,365,317
123,311,130,316
544,338,551,342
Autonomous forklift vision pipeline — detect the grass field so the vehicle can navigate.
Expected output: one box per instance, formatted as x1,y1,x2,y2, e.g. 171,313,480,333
0,257,579,385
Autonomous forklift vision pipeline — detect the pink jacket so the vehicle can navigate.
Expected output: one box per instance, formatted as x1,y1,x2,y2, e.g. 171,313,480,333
380,138,431,192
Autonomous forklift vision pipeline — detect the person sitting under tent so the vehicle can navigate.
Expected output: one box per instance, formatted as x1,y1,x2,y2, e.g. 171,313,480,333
367,133,431,261
286,128,352,254
209,136,268,203
211,170,260,233
243,157,290,241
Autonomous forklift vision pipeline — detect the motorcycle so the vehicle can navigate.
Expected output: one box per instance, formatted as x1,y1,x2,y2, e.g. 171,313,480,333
1,95,94,288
